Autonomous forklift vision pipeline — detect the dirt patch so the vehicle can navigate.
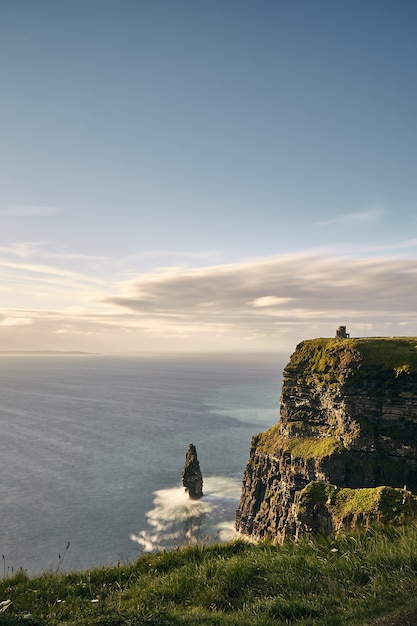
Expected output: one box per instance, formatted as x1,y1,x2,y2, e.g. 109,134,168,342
369,605,417,625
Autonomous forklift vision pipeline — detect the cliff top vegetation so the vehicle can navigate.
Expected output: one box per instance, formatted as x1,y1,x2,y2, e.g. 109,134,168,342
299,482,417,526
260,336,417,456
288,336,417,380
256,424,343,458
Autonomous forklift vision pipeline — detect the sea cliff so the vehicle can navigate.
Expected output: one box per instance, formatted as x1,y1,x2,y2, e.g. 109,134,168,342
236,337,417,540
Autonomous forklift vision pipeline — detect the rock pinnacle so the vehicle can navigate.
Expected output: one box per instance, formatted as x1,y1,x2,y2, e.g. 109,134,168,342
182,443,203,500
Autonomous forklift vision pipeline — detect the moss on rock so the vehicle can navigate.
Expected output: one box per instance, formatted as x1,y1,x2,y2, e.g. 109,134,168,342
257,424,343,459
236,336,417,542
297,482,417,534
289,337,417,384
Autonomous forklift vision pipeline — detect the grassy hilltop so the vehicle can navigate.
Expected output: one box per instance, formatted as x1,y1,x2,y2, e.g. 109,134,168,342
289,336,417,378
258,336,417,460
2,527,417,625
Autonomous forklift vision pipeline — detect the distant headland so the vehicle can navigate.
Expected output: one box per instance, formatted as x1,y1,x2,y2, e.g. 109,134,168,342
0,350,99,355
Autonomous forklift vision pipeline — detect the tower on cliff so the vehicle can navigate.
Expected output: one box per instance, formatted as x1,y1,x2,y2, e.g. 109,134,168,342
336,325,350,338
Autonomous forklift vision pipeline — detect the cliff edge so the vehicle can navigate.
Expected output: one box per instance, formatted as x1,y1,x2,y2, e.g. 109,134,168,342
236,337,417,541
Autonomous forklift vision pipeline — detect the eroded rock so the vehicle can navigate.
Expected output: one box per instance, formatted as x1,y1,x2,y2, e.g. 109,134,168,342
236,337,417,541
182,443,203,500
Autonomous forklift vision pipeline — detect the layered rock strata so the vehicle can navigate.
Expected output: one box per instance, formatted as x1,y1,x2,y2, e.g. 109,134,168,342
236,337,417,540
182,443,203,500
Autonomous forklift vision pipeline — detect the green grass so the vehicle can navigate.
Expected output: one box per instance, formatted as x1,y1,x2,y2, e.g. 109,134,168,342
288,337,417,383
256,424,343,459
3,528,417,625
288,338,362,381
354,337,417,373
298,482,417,530
335,486,396,517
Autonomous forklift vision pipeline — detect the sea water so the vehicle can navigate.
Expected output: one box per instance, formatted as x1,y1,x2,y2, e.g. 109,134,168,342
0,353,286,574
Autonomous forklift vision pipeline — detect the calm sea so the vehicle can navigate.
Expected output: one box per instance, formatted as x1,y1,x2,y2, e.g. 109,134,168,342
0,353,285,574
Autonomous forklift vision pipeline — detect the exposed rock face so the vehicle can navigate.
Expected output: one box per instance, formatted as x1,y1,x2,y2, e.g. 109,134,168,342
182,443,203,500
296,482,417,535
236,337,417,540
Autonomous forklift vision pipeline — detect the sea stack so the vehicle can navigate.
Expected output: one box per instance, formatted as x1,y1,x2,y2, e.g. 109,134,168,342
182,443,203,500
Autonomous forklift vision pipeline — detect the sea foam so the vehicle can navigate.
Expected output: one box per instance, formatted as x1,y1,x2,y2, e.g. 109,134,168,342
130,476,241,552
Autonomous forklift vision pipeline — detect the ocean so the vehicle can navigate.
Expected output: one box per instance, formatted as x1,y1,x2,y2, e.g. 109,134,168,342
0,353,286,575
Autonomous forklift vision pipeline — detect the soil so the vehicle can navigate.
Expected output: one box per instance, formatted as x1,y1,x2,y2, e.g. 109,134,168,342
369,605,417,625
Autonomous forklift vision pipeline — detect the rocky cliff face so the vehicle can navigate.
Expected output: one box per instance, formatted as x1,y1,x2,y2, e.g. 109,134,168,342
182,443,203,500
235,337,417,540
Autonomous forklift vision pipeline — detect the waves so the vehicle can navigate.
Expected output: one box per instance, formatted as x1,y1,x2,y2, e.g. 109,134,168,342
0,354,280,572
130,476,241,552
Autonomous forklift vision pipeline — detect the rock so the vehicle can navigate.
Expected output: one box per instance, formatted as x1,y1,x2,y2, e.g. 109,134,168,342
296,482,417,536
236,337,417,541
182,443,203,500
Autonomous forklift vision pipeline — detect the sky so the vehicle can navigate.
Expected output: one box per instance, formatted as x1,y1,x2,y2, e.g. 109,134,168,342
1,0,417,354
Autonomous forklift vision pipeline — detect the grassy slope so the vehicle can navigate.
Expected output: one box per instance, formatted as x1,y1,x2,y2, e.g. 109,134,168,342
290,336,417,377
2,527,417,625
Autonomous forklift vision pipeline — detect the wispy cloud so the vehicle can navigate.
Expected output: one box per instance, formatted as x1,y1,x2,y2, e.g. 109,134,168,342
0,205,62,217
355,239,417,254
0,242,49,258
0,241,111,268
0,316,32,327
319,207,385,226
0,259,106,286
252,296,295,307
105,253,417,340
124,249,224,263
2,251,417,353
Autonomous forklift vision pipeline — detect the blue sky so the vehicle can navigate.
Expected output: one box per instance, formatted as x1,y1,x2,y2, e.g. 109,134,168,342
1,1,417,353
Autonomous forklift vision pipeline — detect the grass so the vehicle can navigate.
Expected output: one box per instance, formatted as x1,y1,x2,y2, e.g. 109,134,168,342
2,527,417,625
288,338,362,383
256,424,343,459
334,486,403,518
298,482,417,530
354,337,417,373
288,337,417,383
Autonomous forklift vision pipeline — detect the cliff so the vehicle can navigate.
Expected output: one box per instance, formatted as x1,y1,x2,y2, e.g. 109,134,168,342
236,337,417,540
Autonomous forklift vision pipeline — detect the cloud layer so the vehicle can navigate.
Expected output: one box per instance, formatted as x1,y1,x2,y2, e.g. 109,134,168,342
2,250,417,353
104,253,417,349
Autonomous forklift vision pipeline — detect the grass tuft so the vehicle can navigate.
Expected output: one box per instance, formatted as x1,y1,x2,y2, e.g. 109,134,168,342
2,529,417,624
257,424,343,459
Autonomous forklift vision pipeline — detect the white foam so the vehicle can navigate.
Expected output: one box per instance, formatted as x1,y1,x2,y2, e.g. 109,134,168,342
130,476,241,552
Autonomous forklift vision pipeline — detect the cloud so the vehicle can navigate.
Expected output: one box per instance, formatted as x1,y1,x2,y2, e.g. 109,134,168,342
104,253,417,346
0,242,51,259
319,207,385,226
3,251,417,353
0,205,62,217
0,317,32,327
124,249,224,264
0,259,106,286
252,296,294,307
